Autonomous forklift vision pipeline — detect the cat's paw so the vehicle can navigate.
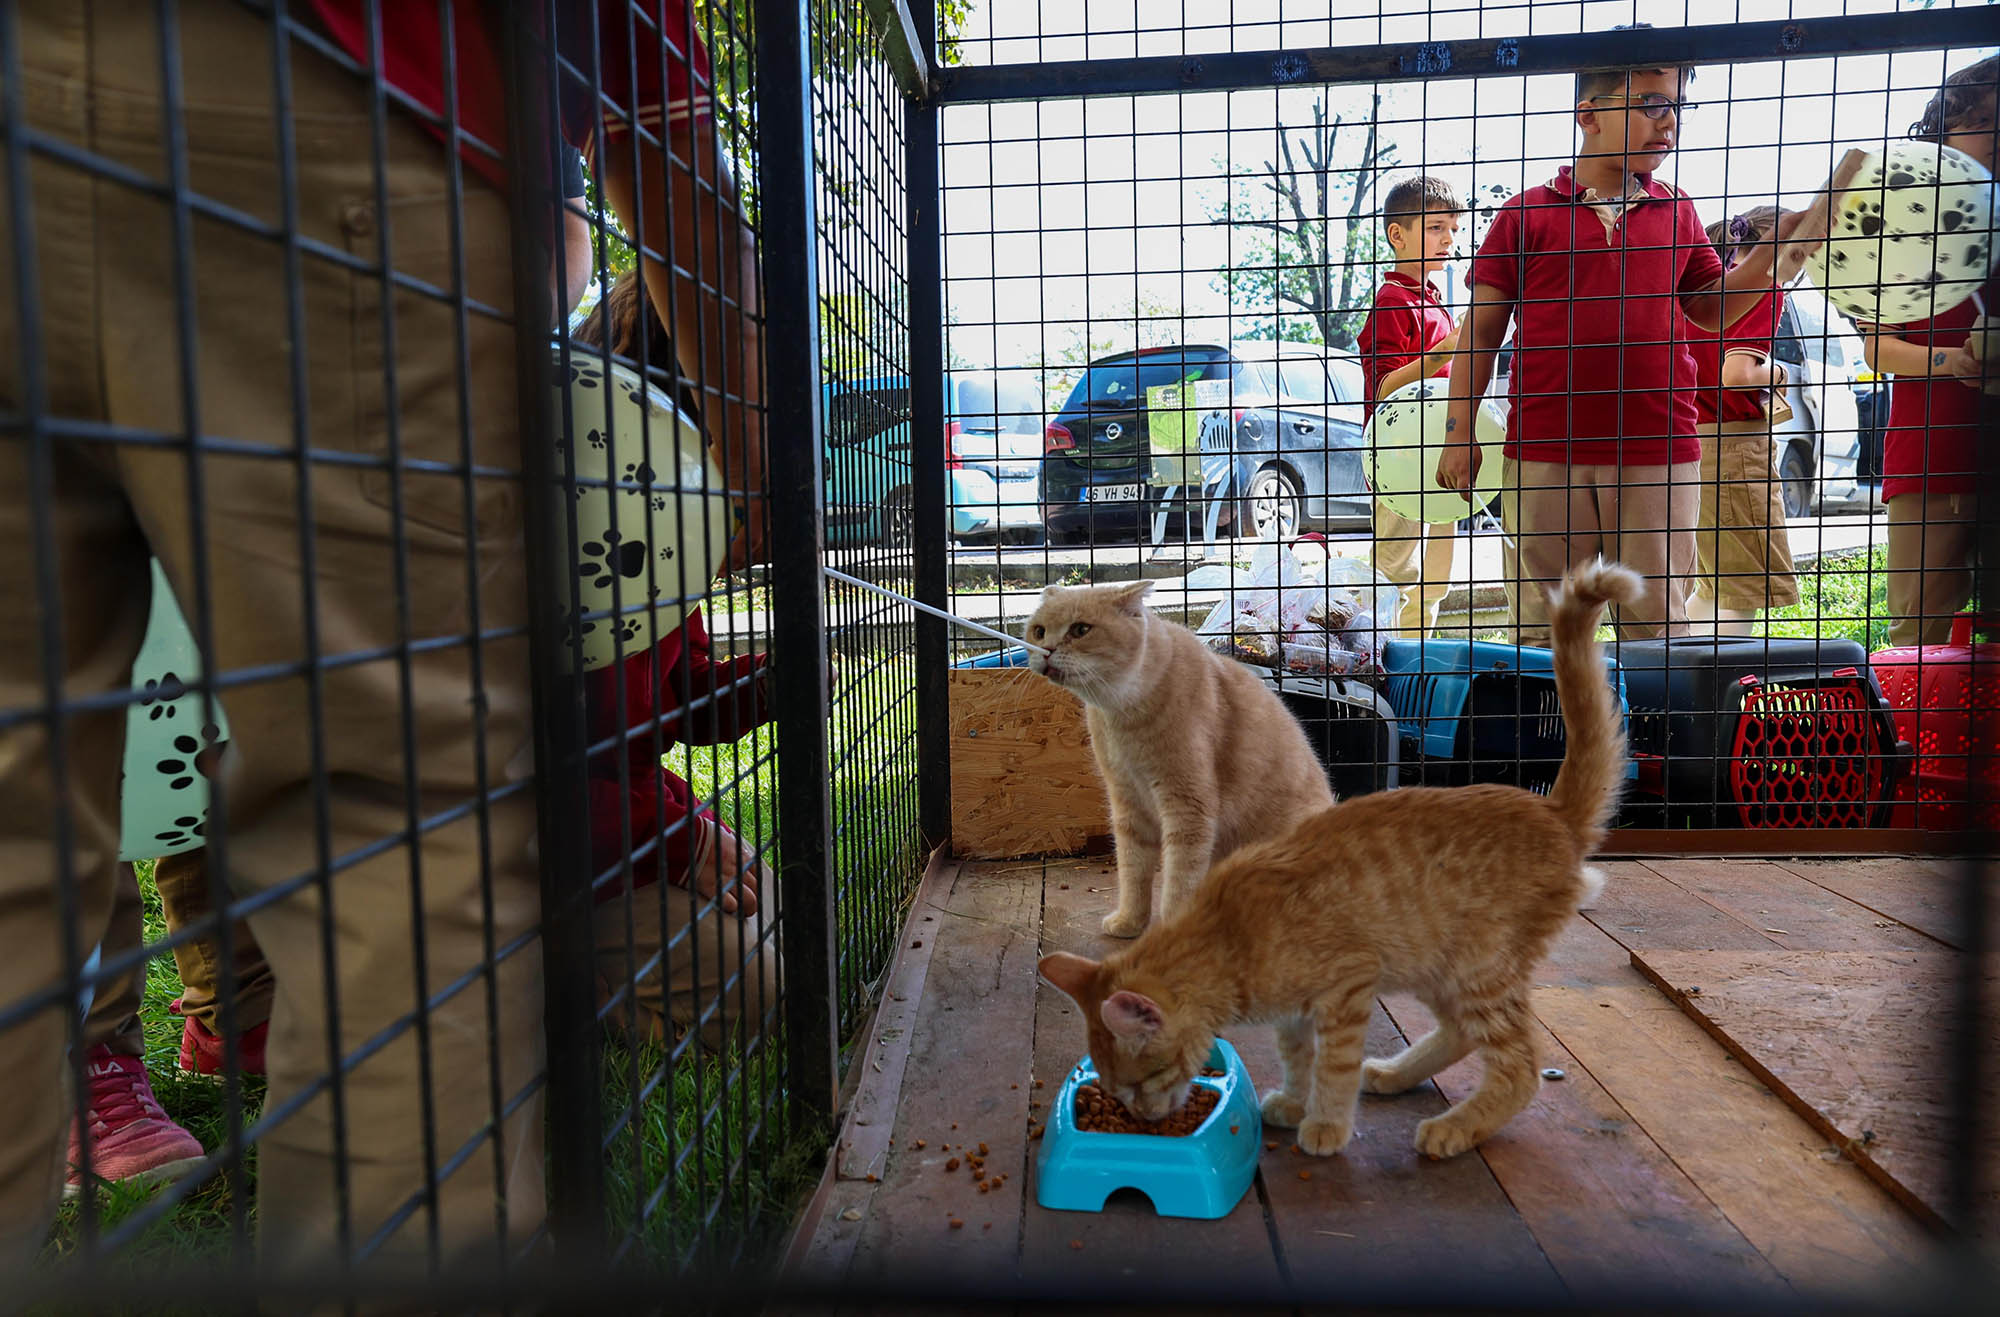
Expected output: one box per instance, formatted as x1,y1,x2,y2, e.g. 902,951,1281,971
1361,1058,1412,1095
1100,908,1147,939
1413,1115,1480,1161
1259,1090,1306,1128
1297,1116,1354,1157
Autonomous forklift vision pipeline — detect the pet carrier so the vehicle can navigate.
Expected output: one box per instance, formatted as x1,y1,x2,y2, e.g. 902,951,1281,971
1378,640,1633,792
1616,637,1904,829
1259,671,1401,798
1871,613,2000,832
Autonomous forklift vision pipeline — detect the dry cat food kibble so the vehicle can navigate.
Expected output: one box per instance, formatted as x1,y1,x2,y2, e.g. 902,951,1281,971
1073,1083,1220,1137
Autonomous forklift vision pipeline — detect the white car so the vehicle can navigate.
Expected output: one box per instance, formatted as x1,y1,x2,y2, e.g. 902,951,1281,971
1773,284,1872,517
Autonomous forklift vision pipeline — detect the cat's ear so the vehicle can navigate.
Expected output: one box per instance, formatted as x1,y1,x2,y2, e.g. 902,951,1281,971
1108,580,1155,616
1038,952,1099,1001
1101,990,1165,1041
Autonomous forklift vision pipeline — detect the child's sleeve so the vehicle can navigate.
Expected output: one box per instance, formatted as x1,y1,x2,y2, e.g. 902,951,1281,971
1467,198,1524,301
1357,292,1419,400
667,609,773,745
1721,291,1780,357
1676,197,1727,293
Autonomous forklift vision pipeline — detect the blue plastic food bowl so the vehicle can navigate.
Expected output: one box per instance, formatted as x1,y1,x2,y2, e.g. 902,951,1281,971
1035,1038,1262,1219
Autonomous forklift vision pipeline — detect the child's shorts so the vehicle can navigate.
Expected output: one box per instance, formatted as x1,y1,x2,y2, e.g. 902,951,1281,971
1692,419,1800,611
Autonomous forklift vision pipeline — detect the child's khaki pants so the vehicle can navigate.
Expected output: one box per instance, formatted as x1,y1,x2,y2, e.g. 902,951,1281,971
1500,457,1700,645
1371,501,1455,638
2,1,545,1271
1886,491,1977,648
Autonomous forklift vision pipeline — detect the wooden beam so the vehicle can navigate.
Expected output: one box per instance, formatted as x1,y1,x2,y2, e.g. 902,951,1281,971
864,0,932,102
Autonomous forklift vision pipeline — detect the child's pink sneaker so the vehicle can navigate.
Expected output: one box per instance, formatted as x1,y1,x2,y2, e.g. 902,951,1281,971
64,1046,207,1198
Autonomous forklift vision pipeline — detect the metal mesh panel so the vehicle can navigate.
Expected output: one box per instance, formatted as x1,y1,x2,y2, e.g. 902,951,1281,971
0,0,1993,1307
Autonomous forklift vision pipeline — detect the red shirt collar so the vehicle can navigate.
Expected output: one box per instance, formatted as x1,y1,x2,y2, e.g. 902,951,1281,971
1382,269,1444,301
1549,164,1673,202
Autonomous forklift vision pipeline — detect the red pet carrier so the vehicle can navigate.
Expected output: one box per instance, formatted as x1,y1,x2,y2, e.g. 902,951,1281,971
1617,638,1903,829
1871,613,2000,832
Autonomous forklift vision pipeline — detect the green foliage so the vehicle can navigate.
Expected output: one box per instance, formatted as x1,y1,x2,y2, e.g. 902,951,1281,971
1214,94,1396,350
1758,546,1896,652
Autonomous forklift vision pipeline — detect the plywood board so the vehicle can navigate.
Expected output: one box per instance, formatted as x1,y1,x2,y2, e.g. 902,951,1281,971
1630,946,1999,1237
949,669,1110,859
1537,983,1935,1292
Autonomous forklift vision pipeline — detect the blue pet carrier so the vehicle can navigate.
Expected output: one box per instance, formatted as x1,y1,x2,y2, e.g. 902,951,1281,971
1379,639,1635,792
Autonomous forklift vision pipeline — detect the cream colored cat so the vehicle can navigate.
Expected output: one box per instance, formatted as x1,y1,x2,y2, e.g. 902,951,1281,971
1040,560,1641,1161
1023,580,1334,938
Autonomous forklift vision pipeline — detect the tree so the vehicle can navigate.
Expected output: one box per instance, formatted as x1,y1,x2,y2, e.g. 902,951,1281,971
1213,93,1397,350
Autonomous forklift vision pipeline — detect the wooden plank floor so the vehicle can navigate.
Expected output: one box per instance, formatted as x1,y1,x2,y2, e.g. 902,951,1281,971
1592,857,1999,1239
787,856,1947,1310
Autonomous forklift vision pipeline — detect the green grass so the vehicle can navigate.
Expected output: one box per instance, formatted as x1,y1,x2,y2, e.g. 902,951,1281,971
44,649,925,1276
599,1035,824,1267
1756,546,1896,651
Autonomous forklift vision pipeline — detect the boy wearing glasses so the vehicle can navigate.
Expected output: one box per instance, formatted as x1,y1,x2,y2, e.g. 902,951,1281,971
1438,43,1828,642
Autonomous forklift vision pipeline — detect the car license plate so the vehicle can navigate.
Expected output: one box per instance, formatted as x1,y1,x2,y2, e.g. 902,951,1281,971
1084,483,1142,503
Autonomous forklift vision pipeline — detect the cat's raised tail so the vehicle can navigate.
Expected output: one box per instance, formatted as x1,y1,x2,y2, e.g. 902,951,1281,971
1544,558,1645,858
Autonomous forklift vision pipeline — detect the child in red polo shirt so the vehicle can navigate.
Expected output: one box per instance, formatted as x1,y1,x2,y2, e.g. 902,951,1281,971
1859,55,1996,647
1686,208,1799,632
1358,175,1464,637
1439,49,1829,643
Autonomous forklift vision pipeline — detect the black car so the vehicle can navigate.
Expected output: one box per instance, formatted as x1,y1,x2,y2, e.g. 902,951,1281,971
1039,342,1372,543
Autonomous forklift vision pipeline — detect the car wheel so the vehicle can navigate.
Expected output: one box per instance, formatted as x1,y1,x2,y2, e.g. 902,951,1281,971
1780,443,1814,520
1240,466,1302,541
883,486,914,550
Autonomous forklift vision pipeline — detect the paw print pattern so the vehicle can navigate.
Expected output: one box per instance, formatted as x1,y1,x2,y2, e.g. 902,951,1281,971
1816,141,1996,323
574,613,644,652
620,461,657,487
155,724,223,791
586,428,608,451
154,814,207,848
139,671,188,720
579,530,651,591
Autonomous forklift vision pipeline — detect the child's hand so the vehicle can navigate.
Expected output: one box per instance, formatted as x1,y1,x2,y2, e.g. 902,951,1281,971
1436,441,1481,502
1768,148,1870,282
1943,343,1985,388
1433,328,1462,358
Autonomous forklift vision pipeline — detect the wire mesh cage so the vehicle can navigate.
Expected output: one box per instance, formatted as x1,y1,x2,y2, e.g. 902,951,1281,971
0,0,1994,1309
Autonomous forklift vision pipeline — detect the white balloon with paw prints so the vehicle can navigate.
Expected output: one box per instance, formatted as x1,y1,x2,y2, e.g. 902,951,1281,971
555,352,731,671
1810,141,1997,326
120,559,232,861
1364,378,1507,525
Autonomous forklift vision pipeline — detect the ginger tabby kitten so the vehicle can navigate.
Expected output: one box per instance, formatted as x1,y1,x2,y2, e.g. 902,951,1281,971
1040,560,1641,1160
1024,580,1334,938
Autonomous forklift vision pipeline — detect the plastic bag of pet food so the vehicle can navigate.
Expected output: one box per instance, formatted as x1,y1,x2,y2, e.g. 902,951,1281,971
1236,541,1318,638
1306,557,1399,671
1203,610,1280,666
1281,637,1359,676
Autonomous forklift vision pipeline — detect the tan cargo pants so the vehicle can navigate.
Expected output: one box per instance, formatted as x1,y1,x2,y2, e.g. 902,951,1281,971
2,1,544,1271
1499,456,1700,645
1886,491,1978,649
1371,500,1456,638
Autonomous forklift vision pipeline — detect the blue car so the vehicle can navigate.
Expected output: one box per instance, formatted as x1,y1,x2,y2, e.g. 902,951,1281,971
822,371,1047,547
